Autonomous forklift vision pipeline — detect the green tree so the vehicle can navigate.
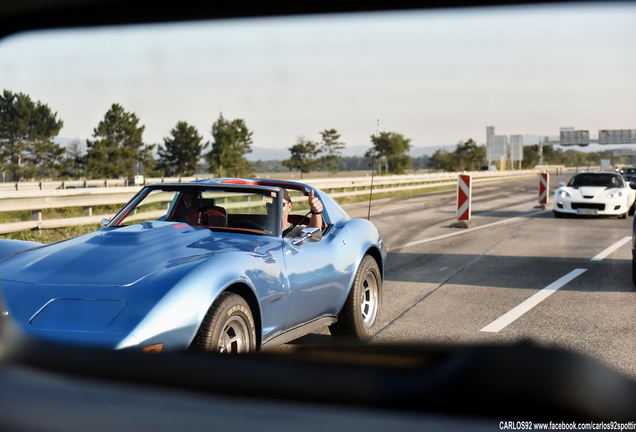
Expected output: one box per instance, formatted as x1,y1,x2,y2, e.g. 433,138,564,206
205,113,254,178
85,104,151,179
0,90,64,181
254,159,285,173
429,149,457,171
522,145,540,169
138,143,160,177
364,131,412,175
59,137,85,180
319,128,345,176
429,139,485,172
565,149,593,167
338,156,369,171
454,139,486,171
282,137,321,179
521,145,618,169
157,121,208,176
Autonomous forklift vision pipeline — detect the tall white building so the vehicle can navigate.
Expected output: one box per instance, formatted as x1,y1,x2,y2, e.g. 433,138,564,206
487,126,508,165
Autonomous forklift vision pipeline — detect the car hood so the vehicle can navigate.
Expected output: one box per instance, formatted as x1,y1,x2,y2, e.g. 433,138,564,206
565,186,621,198
0,222,283,348
0,221,264,287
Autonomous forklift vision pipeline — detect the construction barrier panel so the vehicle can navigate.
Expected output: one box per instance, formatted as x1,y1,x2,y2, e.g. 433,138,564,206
457,174,471,221
539,172,549,205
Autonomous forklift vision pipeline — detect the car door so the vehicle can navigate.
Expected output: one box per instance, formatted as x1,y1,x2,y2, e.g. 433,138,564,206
281,225,355,329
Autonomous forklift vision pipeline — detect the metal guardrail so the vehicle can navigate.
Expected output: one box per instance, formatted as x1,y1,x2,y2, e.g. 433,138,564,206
0,170,544,235
0,175,218,192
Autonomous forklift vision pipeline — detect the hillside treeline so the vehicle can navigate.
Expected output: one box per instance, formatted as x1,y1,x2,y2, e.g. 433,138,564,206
1,90,626,182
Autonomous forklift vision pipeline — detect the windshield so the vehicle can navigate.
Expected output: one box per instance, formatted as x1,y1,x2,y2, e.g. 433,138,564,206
567,173,624,188
111,187,281,235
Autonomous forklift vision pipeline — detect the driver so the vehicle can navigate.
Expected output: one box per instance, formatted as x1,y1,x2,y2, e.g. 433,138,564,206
174,190,198,222
282,189,323,237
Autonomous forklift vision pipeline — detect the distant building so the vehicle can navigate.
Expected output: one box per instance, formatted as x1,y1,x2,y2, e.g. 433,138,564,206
486,127,524,168
486,126,509,166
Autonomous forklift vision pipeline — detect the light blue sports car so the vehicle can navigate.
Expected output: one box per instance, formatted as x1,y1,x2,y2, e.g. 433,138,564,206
0,179,387,353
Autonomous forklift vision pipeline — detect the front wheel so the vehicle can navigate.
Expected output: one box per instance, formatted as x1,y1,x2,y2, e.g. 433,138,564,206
632,255,636,285
329,255,381,343
192,292,256,353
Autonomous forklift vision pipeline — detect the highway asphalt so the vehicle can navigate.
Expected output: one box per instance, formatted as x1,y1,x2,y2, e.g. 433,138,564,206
287,173,636,379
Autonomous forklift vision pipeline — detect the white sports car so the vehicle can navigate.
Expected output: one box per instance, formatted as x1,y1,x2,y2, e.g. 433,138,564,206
553,172,636,218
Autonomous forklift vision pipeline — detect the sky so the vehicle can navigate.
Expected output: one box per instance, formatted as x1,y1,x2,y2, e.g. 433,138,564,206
0,2,635,158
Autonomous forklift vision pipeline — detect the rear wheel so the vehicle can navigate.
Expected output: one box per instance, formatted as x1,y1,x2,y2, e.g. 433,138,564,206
192,292,256,353
329,255,381,343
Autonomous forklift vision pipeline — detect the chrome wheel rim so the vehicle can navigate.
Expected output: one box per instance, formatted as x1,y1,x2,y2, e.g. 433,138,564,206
360,270,379,327
218,316,250,353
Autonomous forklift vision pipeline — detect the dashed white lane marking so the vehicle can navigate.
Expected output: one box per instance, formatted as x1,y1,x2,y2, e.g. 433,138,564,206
388,208,627,332
591,236,631,261
480,268,587,333
391,210,545,252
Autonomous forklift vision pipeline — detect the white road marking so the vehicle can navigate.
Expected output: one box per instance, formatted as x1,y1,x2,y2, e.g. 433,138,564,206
392,210,545,251
591,236,631,261
480,268,587,333
439,267,448,271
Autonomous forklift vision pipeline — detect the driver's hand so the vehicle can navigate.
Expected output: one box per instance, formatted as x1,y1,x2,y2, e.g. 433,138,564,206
308,190,323,213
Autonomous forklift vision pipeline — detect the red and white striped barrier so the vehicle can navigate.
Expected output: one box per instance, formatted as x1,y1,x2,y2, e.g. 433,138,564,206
457,174,471,221
539,172,549,205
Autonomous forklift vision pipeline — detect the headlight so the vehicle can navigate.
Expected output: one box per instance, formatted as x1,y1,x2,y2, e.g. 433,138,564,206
558,189,571,198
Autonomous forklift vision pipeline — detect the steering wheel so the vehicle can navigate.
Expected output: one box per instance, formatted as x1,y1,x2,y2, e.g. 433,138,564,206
227,220,267,232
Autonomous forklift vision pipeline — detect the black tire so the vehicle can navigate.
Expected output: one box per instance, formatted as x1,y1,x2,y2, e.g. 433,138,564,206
192,292,256,353
632,255,636,286
553,210,563,218
629,203,635,217
329,255,381,343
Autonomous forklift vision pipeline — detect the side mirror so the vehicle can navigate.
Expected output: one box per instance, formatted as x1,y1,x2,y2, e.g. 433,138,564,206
630,178,636,190
292,227,322,246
